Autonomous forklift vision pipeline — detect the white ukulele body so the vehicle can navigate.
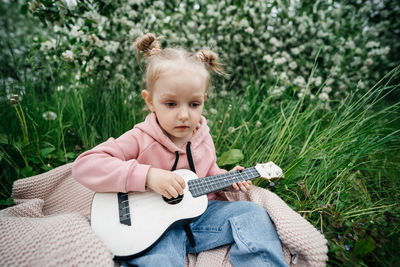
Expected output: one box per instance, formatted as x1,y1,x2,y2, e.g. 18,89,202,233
90,169,208,260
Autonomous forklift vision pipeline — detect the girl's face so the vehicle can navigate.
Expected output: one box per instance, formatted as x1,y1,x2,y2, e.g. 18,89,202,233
142,67,207,147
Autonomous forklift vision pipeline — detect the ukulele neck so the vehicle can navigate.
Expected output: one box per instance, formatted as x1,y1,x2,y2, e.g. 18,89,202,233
188,167,260,197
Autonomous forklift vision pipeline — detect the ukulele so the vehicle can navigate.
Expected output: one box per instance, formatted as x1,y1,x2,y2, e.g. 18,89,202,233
90,161,283,260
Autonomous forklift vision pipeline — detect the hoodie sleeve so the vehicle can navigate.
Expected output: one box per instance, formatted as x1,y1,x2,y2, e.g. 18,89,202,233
72,128,150,193
207,160,227,176
205,134,227,176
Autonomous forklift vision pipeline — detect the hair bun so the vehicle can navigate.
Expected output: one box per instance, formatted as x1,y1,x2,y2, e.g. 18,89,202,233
135,33,162,62
196,50,224,74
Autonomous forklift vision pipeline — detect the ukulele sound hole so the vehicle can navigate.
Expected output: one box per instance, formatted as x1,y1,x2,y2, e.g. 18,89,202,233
162,194,184,205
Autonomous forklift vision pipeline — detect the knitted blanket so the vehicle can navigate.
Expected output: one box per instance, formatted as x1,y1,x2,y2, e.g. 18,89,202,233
0,163,328,267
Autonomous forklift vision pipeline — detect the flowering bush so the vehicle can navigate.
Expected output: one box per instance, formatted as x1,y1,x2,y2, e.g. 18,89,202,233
23,0,398,107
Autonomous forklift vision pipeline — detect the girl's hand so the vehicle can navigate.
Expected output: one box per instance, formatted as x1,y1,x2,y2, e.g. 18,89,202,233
146,167,186,199
226,165,252,193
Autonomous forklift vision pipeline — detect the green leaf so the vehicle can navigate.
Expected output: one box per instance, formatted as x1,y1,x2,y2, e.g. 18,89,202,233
353,236,375,256
286,157,310,179
65,152,77,159
21,165,35,177
217,149,244,166
20,4,28,15
0,197,14,207
0,133,8,144
40,147,56,158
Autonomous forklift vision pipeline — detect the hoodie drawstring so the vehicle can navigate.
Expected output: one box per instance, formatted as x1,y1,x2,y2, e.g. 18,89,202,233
186,141,196,173
171,151,179,171
170,142,196,173
170,142,197,254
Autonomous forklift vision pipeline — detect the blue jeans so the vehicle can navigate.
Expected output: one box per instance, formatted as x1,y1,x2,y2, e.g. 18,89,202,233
120,200,288,267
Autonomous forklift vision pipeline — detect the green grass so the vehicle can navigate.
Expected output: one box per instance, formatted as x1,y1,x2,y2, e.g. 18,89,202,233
1,62,400,266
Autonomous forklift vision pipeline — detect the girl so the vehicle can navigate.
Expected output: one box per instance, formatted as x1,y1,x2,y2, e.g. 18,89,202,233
72,33,287,267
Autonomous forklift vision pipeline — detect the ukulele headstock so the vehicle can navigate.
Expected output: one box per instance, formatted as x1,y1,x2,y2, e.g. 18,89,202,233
254,162,284,180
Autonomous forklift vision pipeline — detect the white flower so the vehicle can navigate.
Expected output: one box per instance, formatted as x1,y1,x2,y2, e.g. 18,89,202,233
198,24,206,32
263,54,273,63
187,21,196,29
240,104,249,111
318,92,329,101
256,121,262,127
269,37,282,47
322,86,332,94
289,61,297,70
61,0,77,10
274,57,286,65
88,34,102,46
40,39,56,51
326,78,334,85
62,50,74,62
345,40,355,50
104,56,113,64
42,111,57,121
233,34,243,43
314,76,322,87
163,16,171,23
239,18,249,28
209,108,218,115
245,27,254,34
366,41,379,48
262,31,270,39
291,47,300,55
280,72,288,81
70,25,83,38
228,126,236,133
293,76,306,86
105,41,120,53
270,87,284,96
220,90,228,97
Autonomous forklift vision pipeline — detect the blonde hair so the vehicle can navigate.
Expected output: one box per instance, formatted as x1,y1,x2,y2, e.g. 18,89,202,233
135,33,225,92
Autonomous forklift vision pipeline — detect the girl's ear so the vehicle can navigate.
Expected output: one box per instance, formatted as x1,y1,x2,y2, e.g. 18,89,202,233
141,89,155,112
204,93,207,101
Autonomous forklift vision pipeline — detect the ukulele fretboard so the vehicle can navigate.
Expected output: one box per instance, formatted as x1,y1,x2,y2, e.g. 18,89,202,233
188,167,260,197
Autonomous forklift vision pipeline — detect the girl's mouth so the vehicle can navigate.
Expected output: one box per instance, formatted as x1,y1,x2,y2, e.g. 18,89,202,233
175,125,189,130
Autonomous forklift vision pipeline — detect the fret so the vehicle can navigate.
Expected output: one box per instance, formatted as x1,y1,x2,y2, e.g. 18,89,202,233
188,167,260,197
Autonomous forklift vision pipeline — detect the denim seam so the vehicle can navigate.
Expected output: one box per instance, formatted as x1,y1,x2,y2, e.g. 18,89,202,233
191,226,222,233
230,216,272,267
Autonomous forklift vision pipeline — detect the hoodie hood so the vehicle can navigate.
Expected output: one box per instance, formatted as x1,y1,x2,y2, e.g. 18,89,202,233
135,113,211,154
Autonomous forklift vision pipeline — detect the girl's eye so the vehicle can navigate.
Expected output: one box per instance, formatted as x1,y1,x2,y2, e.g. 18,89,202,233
190,102,201,107
165,102,176,107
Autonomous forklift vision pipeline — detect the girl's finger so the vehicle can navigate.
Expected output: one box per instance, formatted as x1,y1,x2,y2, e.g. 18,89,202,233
238,181,247,192
175,175,186,189
163,191,172,199
236,166,244,171
167,187,179,198
232,183,239,191
172,180,184,195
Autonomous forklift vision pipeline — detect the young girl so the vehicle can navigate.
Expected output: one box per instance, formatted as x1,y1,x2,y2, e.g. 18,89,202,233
72,33,287,267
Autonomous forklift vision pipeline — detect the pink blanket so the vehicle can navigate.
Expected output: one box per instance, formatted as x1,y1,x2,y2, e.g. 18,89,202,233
0,163,328,266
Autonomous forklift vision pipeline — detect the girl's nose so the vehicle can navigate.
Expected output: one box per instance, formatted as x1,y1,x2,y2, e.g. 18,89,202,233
178,107,189,120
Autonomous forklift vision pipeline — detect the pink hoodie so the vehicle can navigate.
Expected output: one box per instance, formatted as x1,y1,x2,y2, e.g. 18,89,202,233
72,113,227,200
